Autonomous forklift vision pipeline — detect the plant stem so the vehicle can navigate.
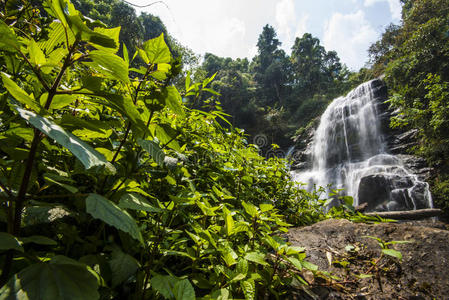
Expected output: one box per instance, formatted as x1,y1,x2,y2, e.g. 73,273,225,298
0,42,76,285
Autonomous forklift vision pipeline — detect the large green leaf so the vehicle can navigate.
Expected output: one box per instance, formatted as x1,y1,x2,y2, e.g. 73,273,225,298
109,248,139,287
150,275,195,300
153,124,181,151
118,193,162,213
1,73,43,112
92,27,120,53
244,252,268,266
151,275,177,299
165,86,184,117
0,256,99,300
20,235,57,246
87,51,129,84
138,139,165,166
240,280,255,300
173,279,195,300
0,232,24,252
0,20,20,51
91,93,146,133
150,63,171,81
28,40,46,67
14,106,115,174
85,194,143,244
143,33,171,64
67,15,116,49
47,94,77,110
39,21,75,65
46,0,116,50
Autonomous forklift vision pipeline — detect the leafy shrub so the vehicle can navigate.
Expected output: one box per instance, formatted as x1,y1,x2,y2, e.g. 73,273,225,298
0,1,331,299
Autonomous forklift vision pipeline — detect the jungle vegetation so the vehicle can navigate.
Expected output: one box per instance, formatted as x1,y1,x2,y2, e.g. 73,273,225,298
0,0,448,299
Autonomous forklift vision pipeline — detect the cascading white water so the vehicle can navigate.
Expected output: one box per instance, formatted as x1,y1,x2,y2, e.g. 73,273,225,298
292,79,433,211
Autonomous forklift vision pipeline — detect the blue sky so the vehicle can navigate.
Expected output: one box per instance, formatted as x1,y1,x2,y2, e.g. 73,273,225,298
133,0,402,70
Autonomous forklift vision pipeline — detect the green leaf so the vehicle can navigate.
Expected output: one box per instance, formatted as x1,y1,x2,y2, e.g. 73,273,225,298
46,0,70,27
222,207,234,237
92,27,120,53
173,279,195,300
244,252,268,266
43,173,78,193
386,240,413,245
49,94,77,110
0,232,24,252
240,280,255,300
209,288,230,300
28,40,46,66
138,139,165,166
259,203,273,212
87,50,129,84
122,43,129,65
151,63,171,80
287,257,303,271
85,194,143,244
118,193,162,213
242,201,258,218
0,255,99,300
382,249,402,260
154,124,181,151
109,248,139,287
1,72,42,112
151,275,177,299
143,33,171,64
20,235,57,246
302,260,319,271
165,86,184,117
0,20,20,51
220,247,237,267
137,48,149,64
94,93,146,132
81,75,103,91
39,21,74,66
14,106,116,174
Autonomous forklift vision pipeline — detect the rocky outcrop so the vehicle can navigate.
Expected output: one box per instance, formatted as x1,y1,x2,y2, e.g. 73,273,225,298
287,219,449,299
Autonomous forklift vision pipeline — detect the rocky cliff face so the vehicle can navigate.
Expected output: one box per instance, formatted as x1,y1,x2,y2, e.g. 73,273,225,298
291,79,433,211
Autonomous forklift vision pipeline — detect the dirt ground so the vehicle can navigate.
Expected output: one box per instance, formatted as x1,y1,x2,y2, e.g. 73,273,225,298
286,219,449,299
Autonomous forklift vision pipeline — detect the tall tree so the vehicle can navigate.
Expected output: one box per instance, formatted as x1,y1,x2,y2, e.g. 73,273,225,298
290,33,342,96
252,25,289,105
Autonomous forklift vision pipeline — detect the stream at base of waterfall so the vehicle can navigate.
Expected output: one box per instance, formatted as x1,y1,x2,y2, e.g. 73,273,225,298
291,79,433,212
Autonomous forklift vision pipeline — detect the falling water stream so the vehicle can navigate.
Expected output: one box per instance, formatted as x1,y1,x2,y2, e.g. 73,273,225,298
291,79,433,212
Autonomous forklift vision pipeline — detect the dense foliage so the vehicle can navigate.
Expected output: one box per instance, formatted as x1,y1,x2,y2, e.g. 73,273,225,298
368,0,449,217
0,1,354,299
193,25,358,151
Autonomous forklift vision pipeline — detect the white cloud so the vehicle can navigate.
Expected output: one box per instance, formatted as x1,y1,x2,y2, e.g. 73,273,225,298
131,0,398,64
275,0,309,52
323,10,378,70
276,0,296,42
364,0,402,20
294,14,309,40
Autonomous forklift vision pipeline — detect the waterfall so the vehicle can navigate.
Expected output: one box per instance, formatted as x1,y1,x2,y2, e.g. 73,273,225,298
292,79,433,212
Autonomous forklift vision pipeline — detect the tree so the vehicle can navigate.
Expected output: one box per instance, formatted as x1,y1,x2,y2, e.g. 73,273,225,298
377,0,449,217
290,33,343,97
251,25,289,105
